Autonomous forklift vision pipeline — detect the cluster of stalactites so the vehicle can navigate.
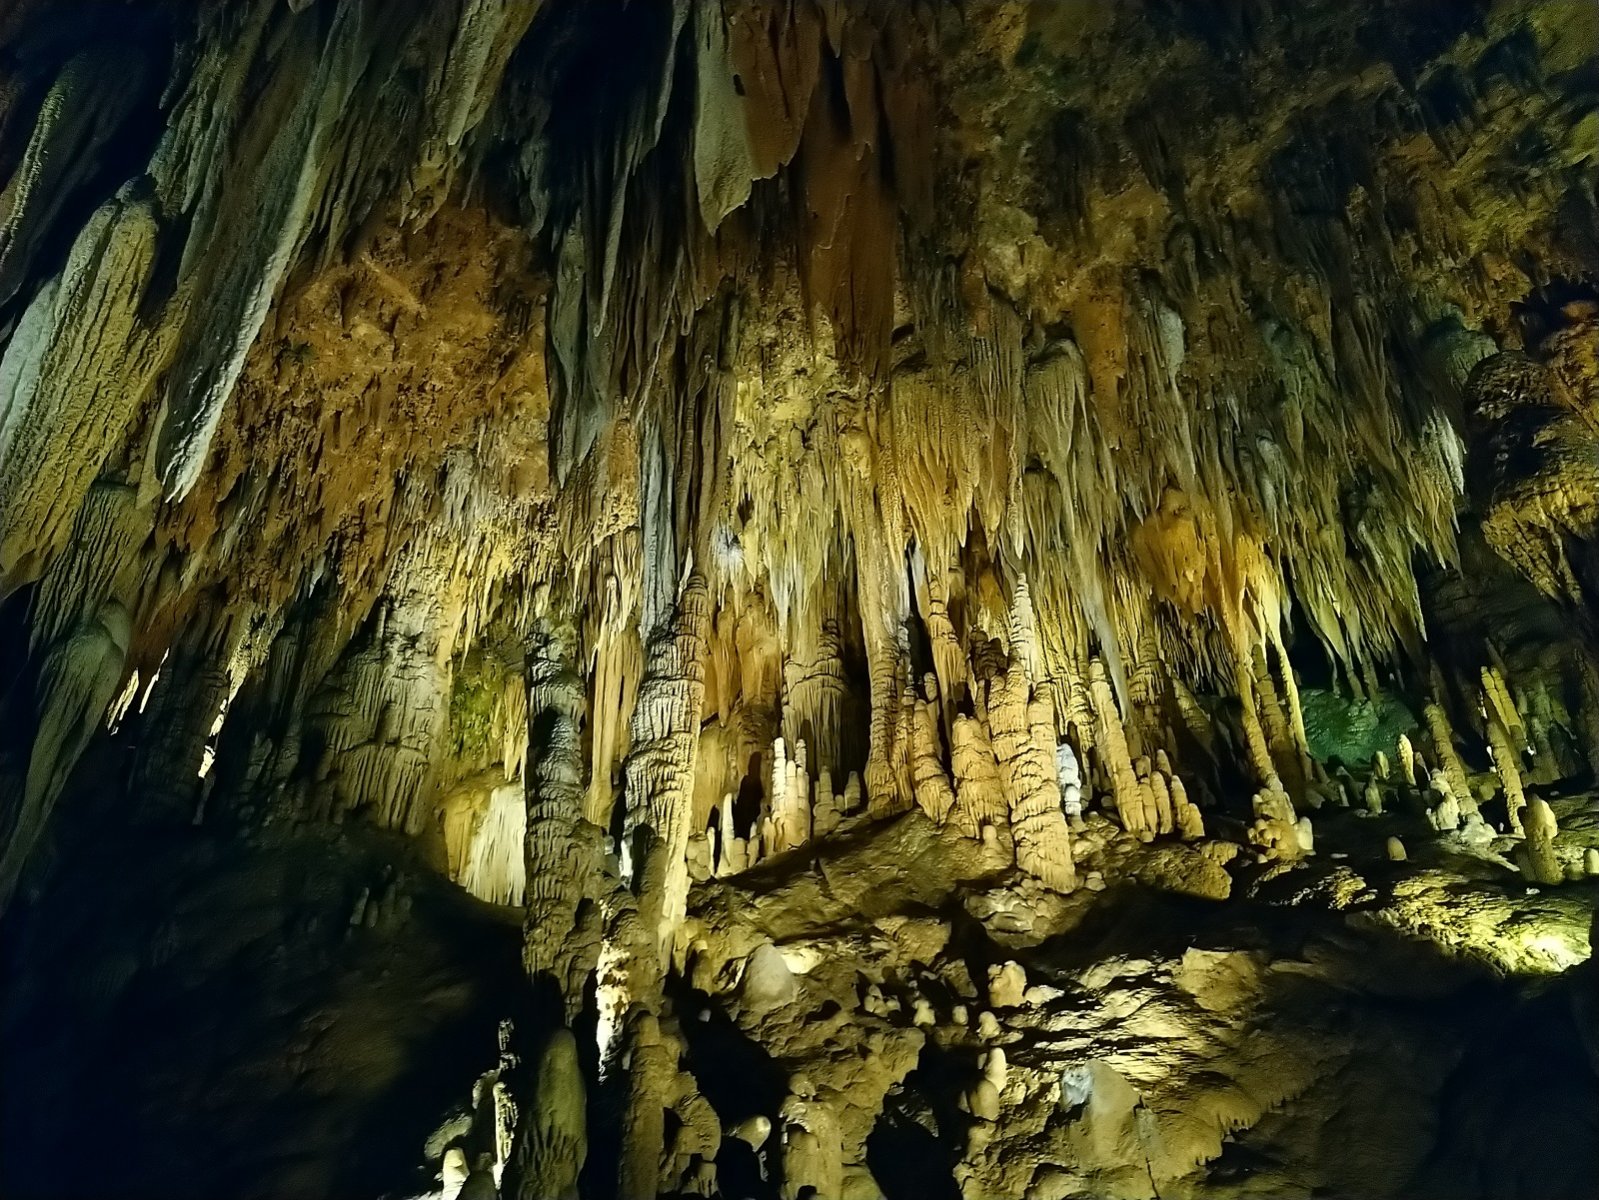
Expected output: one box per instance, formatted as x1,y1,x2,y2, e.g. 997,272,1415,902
0,0,547,597
8,0,1597,957
680,260,1475,815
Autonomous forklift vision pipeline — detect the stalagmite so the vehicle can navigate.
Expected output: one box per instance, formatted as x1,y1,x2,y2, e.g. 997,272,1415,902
1170,775,1205,840
988,961,1027,1008
768,736,811,853
1056,742,1084,825
842,773,864,816
909,677,957,825
1486,718,1528,836
1013,683,1077,889
779,1087,844,1200
616,1011,674,1200
1249,786,1308,862
656,1042,720,1193
1427,772,1462,832
1396,735,1417,788
812,769,841,838
1423,701,1478,818
987,589,1076,889
507,1029,586,1200
1146,763,1175,834
1579,660,1599,784
610,576,713,1200
949,713,1007,839
1517,799,1563,886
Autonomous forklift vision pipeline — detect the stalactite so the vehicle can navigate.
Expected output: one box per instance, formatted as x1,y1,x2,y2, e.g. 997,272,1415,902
130,621,232,825
1579,657,1599,785
0,600,130,907
29,479,149,653
2,5,1598,1194
914,553,969,733
1481,665,1525,749
302,547,453,835
780,619,851,786
1270,632,1314,783
1233,657,1282,792
1170,677,1214,759
1252,644,1304,796
0,194,172,587
1088,656,1155,841
586,594,641,830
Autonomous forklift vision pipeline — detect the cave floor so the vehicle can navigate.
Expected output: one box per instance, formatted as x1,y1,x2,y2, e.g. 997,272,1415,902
1,799,1594,1200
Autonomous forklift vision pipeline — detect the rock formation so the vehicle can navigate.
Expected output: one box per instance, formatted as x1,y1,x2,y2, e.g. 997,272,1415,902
1,2,1598,1198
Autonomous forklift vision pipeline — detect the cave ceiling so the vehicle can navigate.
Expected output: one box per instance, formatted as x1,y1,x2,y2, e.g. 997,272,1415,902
1,1,1598,1198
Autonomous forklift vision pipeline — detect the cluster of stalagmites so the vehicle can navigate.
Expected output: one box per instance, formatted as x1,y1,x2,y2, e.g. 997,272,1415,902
402,545,1599,1200
430,656,1599,1199
671,628,1599,896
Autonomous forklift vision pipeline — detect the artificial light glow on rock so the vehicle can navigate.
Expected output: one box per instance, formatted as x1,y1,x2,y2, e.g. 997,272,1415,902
1,2,1597,1198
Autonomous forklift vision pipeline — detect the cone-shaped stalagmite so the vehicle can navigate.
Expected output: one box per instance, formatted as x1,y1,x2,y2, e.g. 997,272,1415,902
507,1029,587,1200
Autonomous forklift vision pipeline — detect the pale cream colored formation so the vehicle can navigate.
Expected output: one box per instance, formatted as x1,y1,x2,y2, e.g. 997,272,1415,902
988,582,1076,891
623,574,712,944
